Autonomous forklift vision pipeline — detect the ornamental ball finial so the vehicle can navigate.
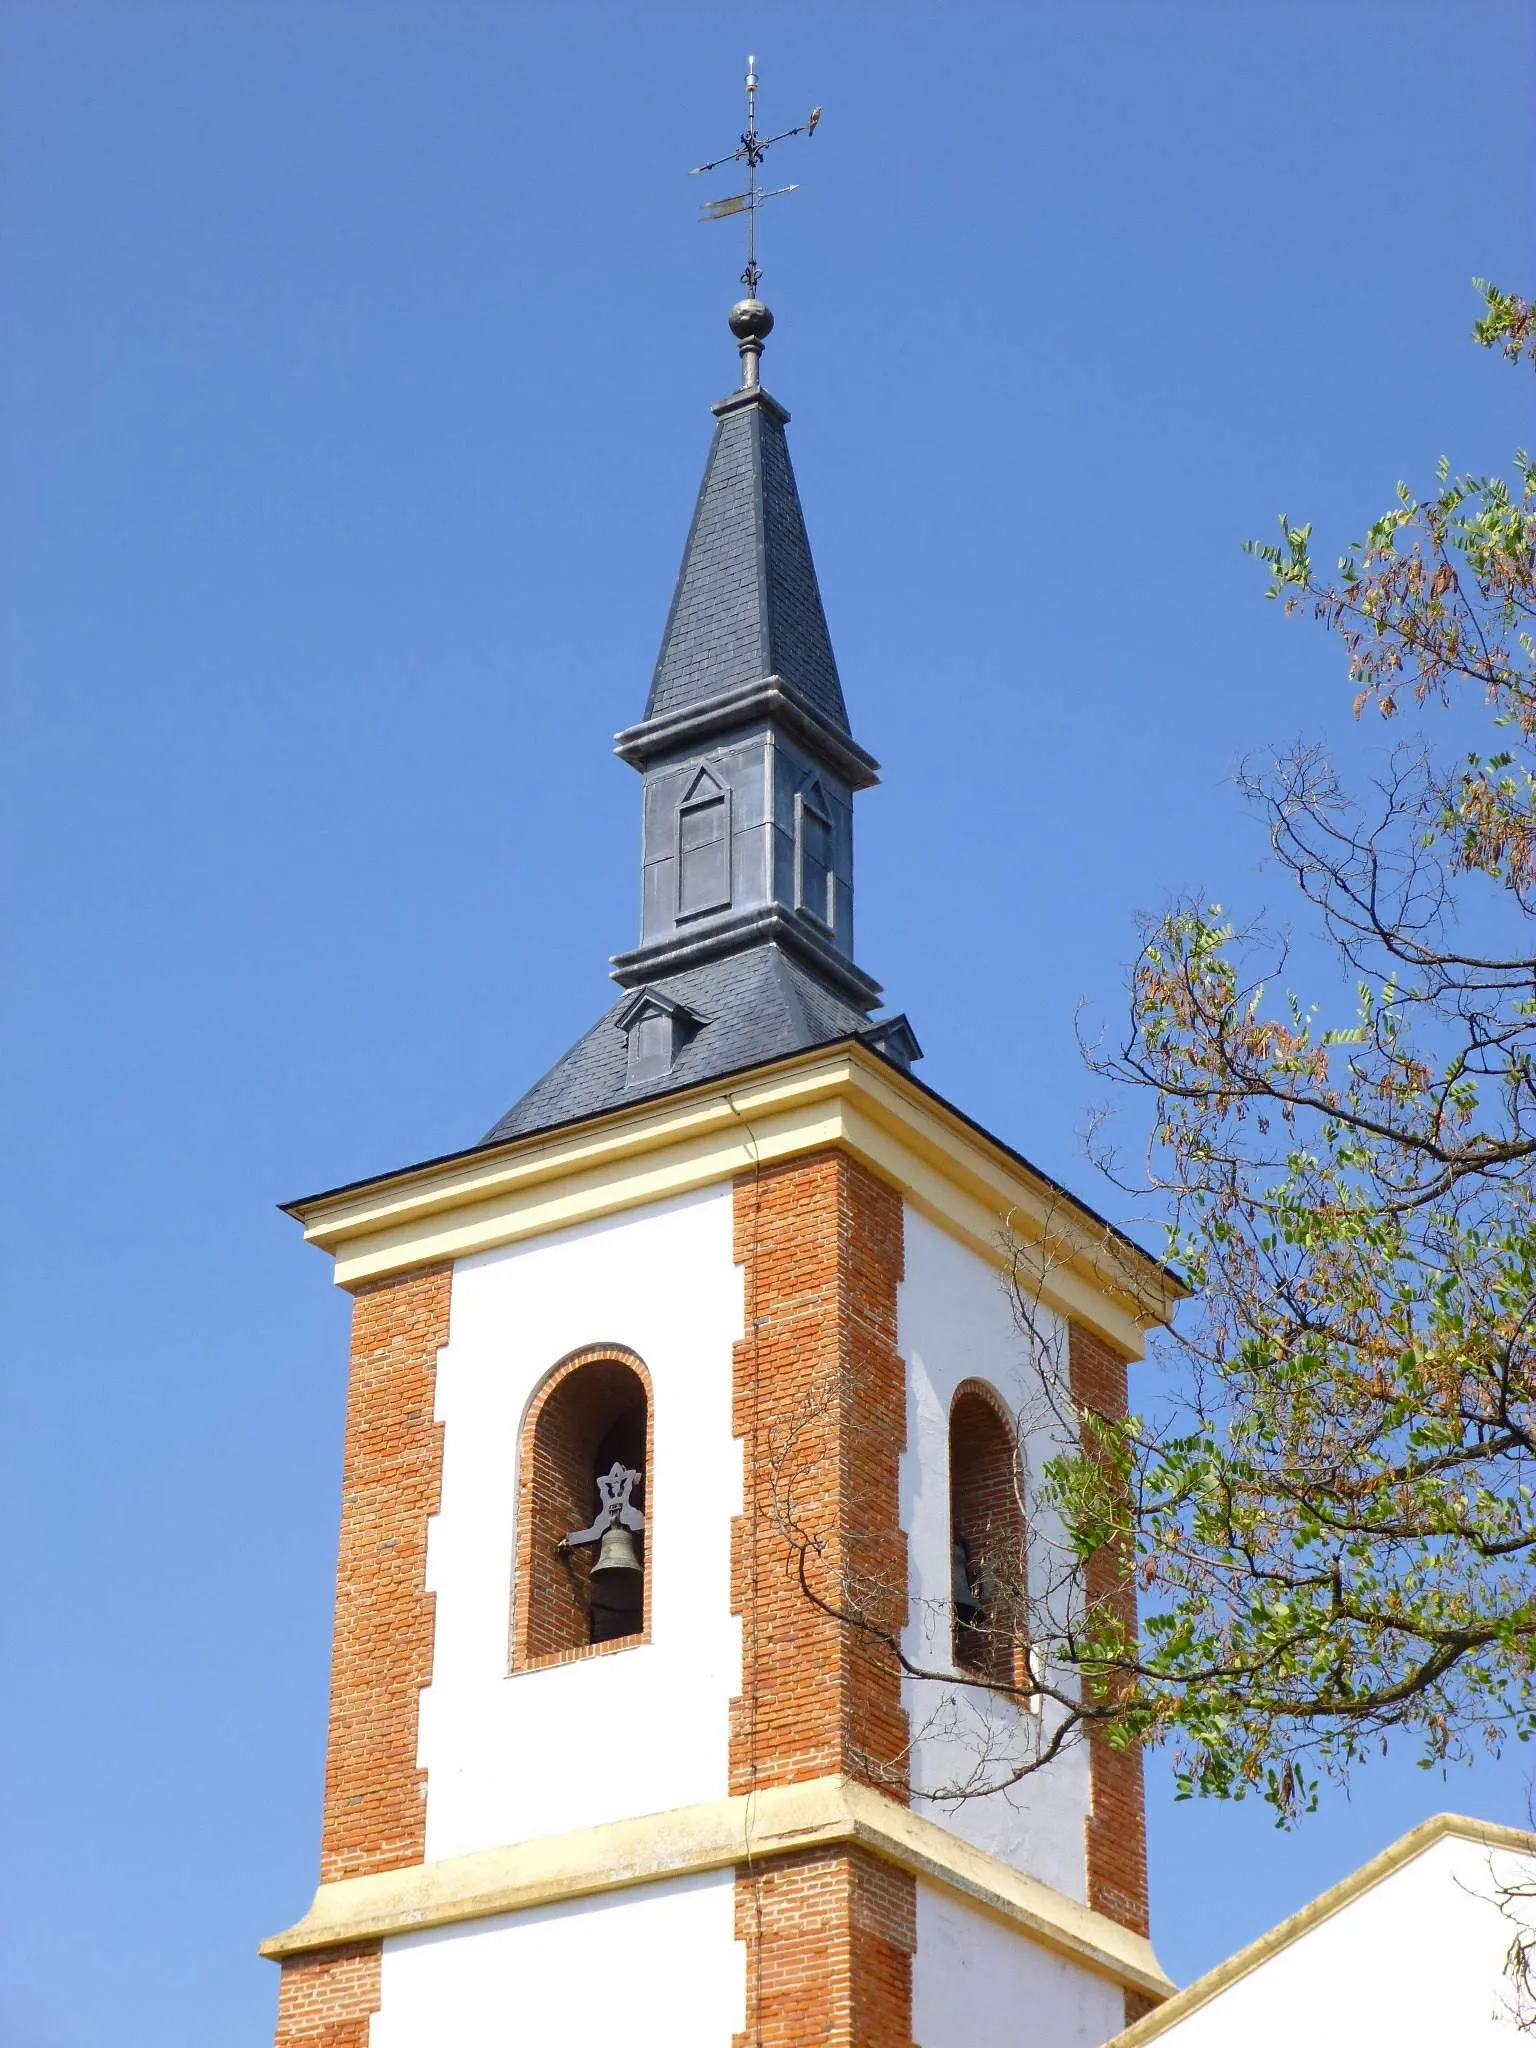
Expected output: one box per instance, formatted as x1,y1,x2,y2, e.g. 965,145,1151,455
728,297,774,343
728,298,774,390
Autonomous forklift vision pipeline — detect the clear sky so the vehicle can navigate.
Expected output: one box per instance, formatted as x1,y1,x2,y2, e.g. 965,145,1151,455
3,5,1533,2043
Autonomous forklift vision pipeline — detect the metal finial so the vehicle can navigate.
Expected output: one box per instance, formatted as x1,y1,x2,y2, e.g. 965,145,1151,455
691,56,821,386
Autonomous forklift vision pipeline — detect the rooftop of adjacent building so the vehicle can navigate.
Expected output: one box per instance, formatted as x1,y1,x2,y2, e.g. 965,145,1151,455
1108,1811,1536,2046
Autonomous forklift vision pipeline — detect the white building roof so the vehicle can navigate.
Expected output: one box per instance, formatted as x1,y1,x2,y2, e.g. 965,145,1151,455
1115,1812,1536,2048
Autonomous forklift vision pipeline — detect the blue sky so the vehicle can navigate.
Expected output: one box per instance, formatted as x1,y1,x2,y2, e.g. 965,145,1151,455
3,5,1533,2043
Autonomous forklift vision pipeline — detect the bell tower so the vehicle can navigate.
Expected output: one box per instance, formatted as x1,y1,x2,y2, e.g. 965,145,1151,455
263,75,1179,2048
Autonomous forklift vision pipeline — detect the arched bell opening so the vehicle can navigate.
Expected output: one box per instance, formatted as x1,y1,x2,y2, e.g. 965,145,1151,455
514,1347,653,1668
947,1381,1028,1690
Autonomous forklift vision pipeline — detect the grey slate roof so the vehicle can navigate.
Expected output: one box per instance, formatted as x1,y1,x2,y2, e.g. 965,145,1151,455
475,368,917,1156
643,390,850,736
482,945,876,1145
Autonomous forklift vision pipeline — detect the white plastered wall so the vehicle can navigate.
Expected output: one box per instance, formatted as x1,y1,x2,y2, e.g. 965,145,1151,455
1147,1832,1536,2047
418,1184,743,1860
911,1882,1126,2047
898,1203,1093,1896
370,1870,744,2047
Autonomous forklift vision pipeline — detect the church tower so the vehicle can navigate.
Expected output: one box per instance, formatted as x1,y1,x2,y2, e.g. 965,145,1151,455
263,228,1180,2046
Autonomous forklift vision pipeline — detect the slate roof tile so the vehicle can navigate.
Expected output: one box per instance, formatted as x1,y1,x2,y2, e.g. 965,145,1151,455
643,394,849,735
482,946,879,1145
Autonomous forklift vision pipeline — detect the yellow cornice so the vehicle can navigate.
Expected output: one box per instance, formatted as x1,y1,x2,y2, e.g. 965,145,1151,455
288,1044,1183,1352
1107,1811,1536,2046
262,1774,1174,2000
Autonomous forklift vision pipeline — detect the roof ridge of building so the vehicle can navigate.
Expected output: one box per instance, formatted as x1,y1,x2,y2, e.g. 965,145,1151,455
1107,1809,1536,2047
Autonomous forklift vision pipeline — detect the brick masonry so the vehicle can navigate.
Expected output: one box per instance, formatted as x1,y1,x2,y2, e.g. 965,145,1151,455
731,1152,916,2046
272,1942,381,2048
1068,1319,1151,1984
734,1845,916,2048
319,1266,452,1885
274,1268,450,2046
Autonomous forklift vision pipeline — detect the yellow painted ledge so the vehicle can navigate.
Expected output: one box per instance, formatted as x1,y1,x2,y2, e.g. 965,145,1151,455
288,1044,1182,1354
1108,1811,1536,2046
262,1774,1174,2000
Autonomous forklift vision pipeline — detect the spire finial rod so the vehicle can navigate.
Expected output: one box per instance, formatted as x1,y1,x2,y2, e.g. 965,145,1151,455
691,57,821,386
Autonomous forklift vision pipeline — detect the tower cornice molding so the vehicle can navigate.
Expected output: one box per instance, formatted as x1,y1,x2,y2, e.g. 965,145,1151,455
610,902,883,1007
260,1772,1175,2004
283,1041,1186,1348
613,674,880,787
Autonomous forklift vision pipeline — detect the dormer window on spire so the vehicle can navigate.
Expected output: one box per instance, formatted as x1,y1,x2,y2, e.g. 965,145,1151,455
616,987,704,1086
677,766,731,919
796,778,834,931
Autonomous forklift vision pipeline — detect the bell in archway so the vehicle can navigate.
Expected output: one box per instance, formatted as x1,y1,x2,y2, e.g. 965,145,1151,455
589,1521,644,1642
564,1461,646,1644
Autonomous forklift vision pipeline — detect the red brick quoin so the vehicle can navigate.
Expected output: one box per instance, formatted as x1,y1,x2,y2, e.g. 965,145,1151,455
319,1266,452,1885
272,1267,450,2045
1069,1320,1152,2026
734,1845,915,2048
273,1943,381,2048
731,1152,917,2048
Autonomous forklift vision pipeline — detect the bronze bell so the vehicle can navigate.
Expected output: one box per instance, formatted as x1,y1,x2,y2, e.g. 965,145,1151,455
589,1521,643,1643
592,1523,643,1579
951,1536,983,1627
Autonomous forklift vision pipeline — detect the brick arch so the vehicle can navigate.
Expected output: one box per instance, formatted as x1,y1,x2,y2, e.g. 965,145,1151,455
947,1376,1029,1688
511,1342,654,1671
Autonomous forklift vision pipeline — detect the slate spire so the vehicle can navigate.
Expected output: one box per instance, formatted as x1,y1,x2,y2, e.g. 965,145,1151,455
611,299,880,1006
482,299,918,1149
643,369,850,738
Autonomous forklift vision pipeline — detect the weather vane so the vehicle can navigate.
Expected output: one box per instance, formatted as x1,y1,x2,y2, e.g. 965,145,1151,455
692,56,820,302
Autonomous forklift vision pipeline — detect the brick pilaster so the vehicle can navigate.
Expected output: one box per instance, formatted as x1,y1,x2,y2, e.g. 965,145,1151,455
319,1265,452,1885
273,1942,381,2048
734,1846,916,2048
1068,1321,1151,1955
731,1151,915,2046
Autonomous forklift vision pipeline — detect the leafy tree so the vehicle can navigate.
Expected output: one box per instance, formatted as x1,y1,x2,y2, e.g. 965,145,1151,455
1058,280,1536,1818
767,284,1534,1828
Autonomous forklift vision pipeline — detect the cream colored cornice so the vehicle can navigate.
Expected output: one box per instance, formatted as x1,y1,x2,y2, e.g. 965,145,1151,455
1107,1811,1536,2046
288,1044,1182,1352
262,1774,1173,1999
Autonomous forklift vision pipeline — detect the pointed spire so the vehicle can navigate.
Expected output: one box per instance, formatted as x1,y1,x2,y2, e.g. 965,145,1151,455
481,280,921,1149
639,302,851,742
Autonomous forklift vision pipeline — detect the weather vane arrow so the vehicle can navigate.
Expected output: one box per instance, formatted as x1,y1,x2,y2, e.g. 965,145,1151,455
691,55,820,309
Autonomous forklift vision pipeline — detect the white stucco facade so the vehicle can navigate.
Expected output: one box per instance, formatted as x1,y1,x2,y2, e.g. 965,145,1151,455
898,1203,1094,1898
370,1870,744,2047
323,1180,1154,2047
913,1882,1128,2047
1139,1823,1536,2048
418,1184,744,1861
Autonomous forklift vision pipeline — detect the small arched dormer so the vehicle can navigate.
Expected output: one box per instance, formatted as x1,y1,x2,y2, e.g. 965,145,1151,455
948,1380,1028,1688
795,776,835,932
514,1345,653,1668
676,765,731,920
